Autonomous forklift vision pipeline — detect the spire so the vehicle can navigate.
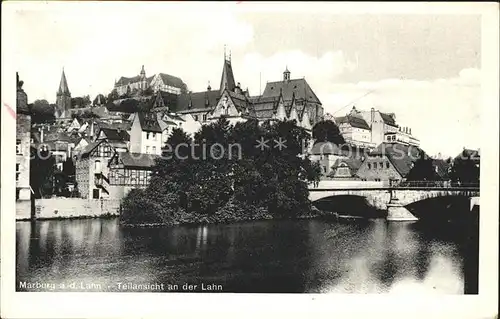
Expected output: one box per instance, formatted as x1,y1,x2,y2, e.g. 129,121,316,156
283,66,291,82
220,50,236,93
57,68,70,96
207,80,211,91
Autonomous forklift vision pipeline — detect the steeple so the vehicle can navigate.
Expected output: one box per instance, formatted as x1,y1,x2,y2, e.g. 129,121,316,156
283,66,291,82
220,47,236,93
57,68,71,96
55,68,72,118
140,65,146,77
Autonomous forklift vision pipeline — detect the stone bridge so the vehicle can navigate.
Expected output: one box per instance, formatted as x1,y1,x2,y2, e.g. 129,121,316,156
309,180,480,221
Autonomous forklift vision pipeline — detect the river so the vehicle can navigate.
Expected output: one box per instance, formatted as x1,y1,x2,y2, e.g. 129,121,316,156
16,216,478,294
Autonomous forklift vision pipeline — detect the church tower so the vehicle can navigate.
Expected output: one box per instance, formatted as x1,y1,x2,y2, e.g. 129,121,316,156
220,46,236,93
140,65,147,90
56,68,71,118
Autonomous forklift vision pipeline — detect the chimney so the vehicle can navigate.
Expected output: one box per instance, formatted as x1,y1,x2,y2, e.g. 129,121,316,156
370,107,375,123
409,128,412,135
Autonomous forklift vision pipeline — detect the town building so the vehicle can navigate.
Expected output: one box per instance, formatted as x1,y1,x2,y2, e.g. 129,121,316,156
328,157,364,180
16,73,32,219
258,67,324,127
355,143,423,182
108,151,159,198
114,65,187,96
334,106,420,149
75,139,116,199
129,112,163,155
334,109,374,149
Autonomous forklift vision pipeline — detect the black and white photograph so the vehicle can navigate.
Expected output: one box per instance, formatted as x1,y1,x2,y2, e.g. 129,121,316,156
2,2,498,318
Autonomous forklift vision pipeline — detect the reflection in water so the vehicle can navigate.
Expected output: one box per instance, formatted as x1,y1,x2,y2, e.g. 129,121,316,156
16,217,475,293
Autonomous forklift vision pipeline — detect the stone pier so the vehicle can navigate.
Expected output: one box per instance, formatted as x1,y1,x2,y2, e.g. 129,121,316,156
386,198,418,222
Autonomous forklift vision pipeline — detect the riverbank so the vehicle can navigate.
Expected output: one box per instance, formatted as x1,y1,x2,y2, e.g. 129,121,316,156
120,206,323,228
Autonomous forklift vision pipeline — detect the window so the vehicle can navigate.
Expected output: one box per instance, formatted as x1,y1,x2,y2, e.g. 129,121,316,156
194,115,199,121
93,189,100,199
373,162,377,169
146,132,150,140
368,163,371,169
16,164,20,181
380,162,383,169
146,146,150,154
386,162,390,169
16,140,21,154
203,114,207,122
16,189,20,200
153,133,156,141
152,146,156,154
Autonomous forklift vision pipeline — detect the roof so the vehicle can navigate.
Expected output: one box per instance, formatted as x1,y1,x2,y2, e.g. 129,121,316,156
57,69,70,95
152,90,179,110
262,78,321,104
115,75,153,86
176,90,220,113
98,127,130,142
117,152,159,169
226,90,255,115
335,115,371,130
331,157,364,175
137,112,162,133
80,141,102,158
380,112,397,126
158,73,185,89
371,143,425,177
220,59,236,92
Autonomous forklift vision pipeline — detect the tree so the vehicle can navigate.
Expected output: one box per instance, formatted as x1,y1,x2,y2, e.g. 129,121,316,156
406,151,437,181
120,118,322,225
450,150,480,184
93,94,107,106
312,120,345,145
30,147,56,198
30,99,55,123
107,89,119,103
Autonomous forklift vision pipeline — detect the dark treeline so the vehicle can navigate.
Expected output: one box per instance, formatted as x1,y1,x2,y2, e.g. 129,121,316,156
120,117,322,225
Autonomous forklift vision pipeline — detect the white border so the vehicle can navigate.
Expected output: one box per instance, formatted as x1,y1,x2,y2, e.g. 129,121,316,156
1,2,498,318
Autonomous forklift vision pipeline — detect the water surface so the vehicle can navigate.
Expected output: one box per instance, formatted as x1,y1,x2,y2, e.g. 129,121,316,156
16,217,478,293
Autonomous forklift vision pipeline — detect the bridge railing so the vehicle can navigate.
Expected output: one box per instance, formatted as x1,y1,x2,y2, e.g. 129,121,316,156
392,180,480,189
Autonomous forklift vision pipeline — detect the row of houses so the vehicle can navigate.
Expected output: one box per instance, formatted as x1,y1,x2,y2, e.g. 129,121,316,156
309,141,479,183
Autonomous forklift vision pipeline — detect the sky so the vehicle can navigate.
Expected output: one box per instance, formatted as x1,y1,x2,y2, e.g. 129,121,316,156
9,2,482,157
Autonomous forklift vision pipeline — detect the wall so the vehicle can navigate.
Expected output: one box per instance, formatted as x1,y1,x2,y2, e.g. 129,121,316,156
75,158,90,198
16,113,31,202
129,115,142,153
141,131,162,155
34,198,121,219
16,200,32,220
311,180,386,189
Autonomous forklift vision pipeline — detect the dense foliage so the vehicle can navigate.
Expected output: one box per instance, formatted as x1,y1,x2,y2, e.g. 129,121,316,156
450,150,480,184
29,99,56,124
406,152,438,181
312,120,345,145
120,117,321,225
